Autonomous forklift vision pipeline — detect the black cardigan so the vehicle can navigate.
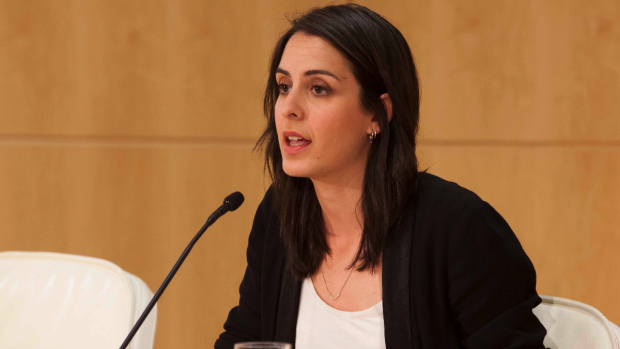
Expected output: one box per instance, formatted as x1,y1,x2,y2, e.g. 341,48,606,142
215,173,547,348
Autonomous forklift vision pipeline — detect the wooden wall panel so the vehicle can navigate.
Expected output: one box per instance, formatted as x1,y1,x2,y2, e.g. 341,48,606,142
418,143,620,324
0,0,273,138
2,0,618,141
0,143,267,348
401,0,620,142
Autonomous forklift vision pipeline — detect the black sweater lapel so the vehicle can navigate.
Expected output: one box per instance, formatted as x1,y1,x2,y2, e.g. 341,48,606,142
274,260,301,345
383,185,417,349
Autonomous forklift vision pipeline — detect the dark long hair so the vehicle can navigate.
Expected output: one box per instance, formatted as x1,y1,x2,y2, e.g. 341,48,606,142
256,3,420,279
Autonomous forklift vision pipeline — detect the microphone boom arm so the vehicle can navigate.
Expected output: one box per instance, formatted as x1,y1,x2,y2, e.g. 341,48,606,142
119,191,244,349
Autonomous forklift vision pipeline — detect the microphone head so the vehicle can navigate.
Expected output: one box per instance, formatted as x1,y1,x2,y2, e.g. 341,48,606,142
223,191,244,211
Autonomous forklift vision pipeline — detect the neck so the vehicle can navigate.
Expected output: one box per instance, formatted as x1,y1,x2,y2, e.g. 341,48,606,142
311,171,365,254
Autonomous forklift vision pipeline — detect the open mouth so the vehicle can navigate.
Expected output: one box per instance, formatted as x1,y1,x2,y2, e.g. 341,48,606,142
286,135,312,147
282,131,312,154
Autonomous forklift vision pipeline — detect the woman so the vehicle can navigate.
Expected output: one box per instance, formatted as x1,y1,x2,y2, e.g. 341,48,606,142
215,4,547,349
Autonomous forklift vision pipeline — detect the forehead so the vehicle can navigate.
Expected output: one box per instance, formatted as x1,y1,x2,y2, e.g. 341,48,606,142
278,33,351,77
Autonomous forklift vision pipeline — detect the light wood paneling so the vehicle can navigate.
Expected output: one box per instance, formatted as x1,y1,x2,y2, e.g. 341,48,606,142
1,0,618,141
0,143,267,348
1,142,618,347
406,0,620,142
0,0,273,138
419,143,620,325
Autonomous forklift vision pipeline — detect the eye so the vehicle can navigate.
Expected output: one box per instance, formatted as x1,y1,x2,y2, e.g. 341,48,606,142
278,83,291,95
312,85,330,95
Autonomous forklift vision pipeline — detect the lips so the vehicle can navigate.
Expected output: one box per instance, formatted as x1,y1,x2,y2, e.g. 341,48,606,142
282,131,312,155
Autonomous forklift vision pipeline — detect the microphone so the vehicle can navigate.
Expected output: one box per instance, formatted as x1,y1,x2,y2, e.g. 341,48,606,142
119,191,245,349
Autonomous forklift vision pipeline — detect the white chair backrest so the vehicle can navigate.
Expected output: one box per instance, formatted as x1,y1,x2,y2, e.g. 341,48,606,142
614,323,620,344
0,251,156,349
124,270,158,349
534,295,620,349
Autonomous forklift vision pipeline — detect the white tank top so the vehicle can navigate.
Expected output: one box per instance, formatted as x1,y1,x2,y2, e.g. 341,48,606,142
295,277,386,349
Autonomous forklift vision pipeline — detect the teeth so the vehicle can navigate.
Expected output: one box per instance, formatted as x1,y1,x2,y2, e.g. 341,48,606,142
288,136,302,141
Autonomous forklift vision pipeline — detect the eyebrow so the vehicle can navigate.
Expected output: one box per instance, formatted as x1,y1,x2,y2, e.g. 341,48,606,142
276,67,340,81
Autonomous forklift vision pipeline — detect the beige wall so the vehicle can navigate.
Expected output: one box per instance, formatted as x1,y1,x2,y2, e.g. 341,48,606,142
0,0,618,347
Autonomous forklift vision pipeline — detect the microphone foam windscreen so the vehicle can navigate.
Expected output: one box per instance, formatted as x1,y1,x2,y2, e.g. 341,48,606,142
224,191,244,211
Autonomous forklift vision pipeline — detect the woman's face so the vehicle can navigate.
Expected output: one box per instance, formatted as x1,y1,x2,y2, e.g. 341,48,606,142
275,33,376,184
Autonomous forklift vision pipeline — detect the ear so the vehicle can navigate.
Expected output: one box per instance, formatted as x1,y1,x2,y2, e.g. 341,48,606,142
367,93,393,136
380,93,393,124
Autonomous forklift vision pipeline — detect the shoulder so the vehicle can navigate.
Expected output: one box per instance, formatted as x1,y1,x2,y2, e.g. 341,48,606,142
415,172,488,222
253,185,278,228
414,171,534,273
417,171,480,201
413,172,529,259
246,185,280,251
258,185,276,216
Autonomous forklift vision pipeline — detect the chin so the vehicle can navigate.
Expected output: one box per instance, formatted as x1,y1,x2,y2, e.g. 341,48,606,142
281,160,313,179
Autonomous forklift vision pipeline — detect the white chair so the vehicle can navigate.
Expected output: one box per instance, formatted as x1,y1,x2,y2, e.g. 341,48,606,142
0,251,157,349
534,295,620,349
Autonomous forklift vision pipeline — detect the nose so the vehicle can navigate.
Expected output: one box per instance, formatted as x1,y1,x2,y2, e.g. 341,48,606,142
277,87,304,120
